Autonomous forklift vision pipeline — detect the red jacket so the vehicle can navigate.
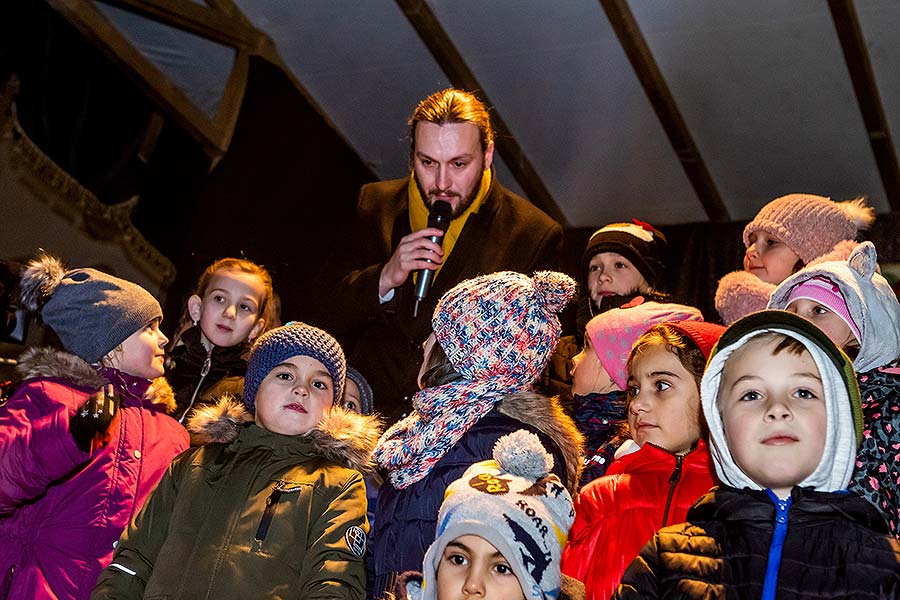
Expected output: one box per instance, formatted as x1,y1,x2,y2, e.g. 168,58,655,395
0,349,188,599
561,439,715,600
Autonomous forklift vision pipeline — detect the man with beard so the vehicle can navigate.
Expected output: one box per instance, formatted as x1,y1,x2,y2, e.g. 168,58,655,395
324,88,563,422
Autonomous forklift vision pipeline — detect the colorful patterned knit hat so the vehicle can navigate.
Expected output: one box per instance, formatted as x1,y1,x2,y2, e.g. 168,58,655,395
581,220,668,290
417,431,575,600
432,271,576,384
585,298,703,390
743,194,874,265
20,253,162,364
243,322,346,413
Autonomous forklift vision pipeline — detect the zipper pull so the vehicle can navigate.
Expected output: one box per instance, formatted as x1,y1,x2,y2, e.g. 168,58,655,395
200,354,211,378
669,454,684,484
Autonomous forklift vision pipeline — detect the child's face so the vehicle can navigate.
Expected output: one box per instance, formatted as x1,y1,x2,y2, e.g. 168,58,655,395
571,338,619,396
627,344,701,454
254,355,333,435
189,269,267,350
110,319,168,379
718,337,826,499
436,535,525,600
342,379,362,413
743,231,800,285
587,252,649,307
786,299,858,352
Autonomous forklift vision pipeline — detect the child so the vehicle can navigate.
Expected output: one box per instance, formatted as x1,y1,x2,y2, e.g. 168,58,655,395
562,321,724,600
344,365,375,415
715,193,874,324
371,271,584,598
547,221,669,397
0,254,189,600
390,430,581,600
166,257,275,423
571,299,703,485
92,322,382,599
769,241,900,535
613,310,900,599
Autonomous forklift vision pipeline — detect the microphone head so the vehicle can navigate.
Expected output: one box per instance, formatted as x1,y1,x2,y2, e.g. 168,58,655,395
428,200,453,232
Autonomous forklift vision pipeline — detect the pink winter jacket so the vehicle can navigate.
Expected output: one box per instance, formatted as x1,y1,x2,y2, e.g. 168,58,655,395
0,348,188,600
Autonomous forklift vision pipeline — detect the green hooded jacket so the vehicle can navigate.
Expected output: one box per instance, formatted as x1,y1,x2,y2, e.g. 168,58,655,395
92,397,382,600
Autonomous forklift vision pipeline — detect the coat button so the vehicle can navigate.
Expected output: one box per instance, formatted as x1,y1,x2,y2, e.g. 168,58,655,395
133,450,142,459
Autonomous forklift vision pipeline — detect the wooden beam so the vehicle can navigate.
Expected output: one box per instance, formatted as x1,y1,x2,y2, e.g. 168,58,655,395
95,0,264,51
828,0,900,211
47,0,228,155
395,0,568,225
599,0,730,222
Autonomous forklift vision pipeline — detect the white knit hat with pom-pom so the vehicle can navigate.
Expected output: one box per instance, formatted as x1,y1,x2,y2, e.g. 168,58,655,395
416,430,575,600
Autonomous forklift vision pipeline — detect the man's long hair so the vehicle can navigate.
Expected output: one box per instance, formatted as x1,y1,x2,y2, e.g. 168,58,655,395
407,88,494,162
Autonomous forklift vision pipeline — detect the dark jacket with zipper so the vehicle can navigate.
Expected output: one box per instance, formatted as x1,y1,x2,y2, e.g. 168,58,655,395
91,397,382,600
561,439,715,600
165,326,249,425
613,485,900,600
319,174,563,422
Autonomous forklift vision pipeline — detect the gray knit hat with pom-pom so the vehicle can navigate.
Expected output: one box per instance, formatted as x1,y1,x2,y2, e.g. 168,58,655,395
431,271,575,384
20,253,161,364
243,322,346,414
417,430,575,600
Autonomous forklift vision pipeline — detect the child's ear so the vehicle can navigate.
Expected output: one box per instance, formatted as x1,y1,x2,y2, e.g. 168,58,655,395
187,295,203,322
248,318,266,342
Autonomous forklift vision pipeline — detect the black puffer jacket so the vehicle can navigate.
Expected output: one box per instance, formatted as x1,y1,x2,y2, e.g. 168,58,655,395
613,485,900,600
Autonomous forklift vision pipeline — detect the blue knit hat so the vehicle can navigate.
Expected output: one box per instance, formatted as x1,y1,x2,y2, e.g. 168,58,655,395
243,322,346,414
345,365,374,415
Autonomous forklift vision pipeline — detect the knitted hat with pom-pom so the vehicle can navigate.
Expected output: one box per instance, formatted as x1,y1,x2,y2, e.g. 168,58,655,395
417,430,575,600
243,322,346,413
432,270,576,384
19,253,161,364
743,194,874,265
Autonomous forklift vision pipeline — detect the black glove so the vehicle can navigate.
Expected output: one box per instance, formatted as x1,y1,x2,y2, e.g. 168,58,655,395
70,384,119,453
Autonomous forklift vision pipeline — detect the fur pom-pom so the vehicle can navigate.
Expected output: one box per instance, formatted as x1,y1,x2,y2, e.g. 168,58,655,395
715,270,775,325
492,429,554,480
533,270,576,314
20,253,66,312
839,197,875,231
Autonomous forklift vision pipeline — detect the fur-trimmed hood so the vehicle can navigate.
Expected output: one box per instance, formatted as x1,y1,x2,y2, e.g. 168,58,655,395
16,347,176,413
187,395,383,473
497,391,585,494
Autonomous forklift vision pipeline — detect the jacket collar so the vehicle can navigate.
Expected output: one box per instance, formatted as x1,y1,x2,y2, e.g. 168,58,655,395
496,391,585,495
17,347,176,413
187,395,383,472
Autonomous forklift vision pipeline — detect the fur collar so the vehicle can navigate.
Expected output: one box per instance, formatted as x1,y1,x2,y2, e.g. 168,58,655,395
17,347,176,413
187,396,384,473
497,391,585,494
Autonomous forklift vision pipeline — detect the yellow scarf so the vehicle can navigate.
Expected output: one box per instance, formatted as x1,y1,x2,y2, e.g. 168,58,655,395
408,168,492,281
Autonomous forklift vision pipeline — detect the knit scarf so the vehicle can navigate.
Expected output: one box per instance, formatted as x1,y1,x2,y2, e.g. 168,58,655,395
408,168,492,281
373,371,525,489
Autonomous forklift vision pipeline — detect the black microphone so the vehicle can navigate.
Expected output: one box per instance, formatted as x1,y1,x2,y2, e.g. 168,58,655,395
413,200,452,317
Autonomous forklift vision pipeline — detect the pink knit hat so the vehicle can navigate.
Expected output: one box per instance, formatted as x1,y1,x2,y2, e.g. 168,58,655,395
585,297,703,390
784,276,861,343
743,194,874,265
